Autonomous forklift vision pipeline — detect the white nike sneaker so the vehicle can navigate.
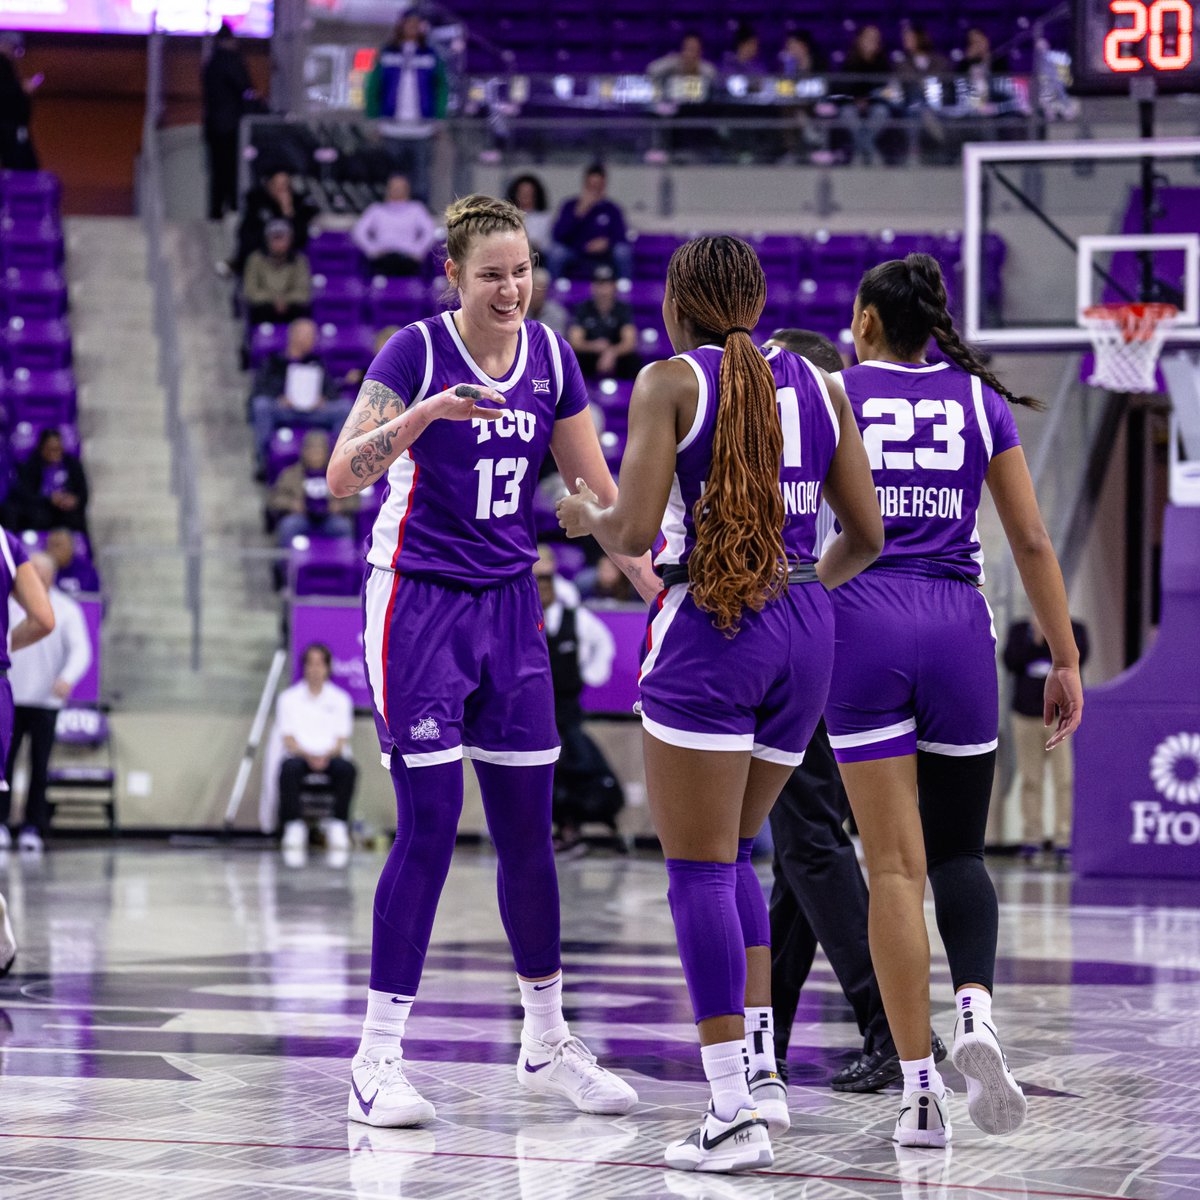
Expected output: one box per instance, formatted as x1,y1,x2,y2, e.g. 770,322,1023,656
664,1104,773,1173
951,1007,1027,1135
517,1030,638,1115
281,820,308,851
348,1052,435,1128
0,891,16,976
748,1068,789,1134
893,1088,952,1148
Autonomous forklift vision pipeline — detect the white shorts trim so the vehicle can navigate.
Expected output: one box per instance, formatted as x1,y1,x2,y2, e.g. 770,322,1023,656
752,743,806,767
402,746,464,768
827,718,917,750
916,738,999,757
638,584,688,687
641,714,752,753
463,745,561,766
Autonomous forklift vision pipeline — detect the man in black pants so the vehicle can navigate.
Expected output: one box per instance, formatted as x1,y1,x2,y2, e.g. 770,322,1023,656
764,330,944,1090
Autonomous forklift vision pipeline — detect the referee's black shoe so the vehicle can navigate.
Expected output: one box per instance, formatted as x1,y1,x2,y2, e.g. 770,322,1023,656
830,1031,947,1093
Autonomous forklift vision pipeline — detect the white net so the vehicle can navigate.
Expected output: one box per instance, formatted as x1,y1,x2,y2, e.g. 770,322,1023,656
1082,303,1179,394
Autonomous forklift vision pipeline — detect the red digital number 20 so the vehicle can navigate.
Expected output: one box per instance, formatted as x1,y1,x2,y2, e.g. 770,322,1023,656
1104,0,1194,71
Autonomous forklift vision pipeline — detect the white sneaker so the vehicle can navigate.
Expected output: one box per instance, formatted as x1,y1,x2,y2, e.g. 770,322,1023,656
281,820,308,851
325,818,351,850
17,829,42,854
348,1052,435,1128
893,1088,952,1148
517,1029,638,1115
0,891,16,976
0,827,10,849
664,1105,773,1173
748,1068,789,1134
951,1007,1027,1135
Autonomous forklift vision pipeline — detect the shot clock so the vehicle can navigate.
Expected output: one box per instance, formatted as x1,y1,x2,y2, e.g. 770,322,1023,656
1072,0,1198,92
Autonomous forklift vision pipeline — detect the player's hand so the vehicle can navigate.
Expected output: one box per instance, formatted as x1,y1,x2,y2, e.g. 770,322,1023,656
556,478,600,538
1043,665,1083,750
426,383,506,422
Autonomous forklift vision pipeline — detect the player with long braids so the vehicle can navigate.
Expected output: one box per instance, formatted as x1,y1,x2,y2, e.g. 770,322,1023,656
825,253,1083,1147
558,236,882,1172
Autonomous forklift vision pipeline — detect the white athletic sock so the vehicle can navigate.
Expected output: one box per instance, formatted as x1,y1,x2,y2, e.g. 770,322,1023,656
957,986,993,1024
744,1006,777,1077
519,971,566,1043
357,988,414,1058
901,1054,945,1097
701,1039,753,1123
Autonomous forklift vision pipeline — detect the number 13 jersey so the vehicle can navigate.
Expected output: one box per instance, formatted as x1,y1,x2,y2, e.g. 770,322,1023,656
836,359,1021,581
362,312,589,584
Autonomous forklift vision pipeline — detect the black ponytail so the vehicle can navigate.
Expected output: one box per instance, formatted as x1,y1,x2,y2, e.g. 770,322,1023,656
858,253,1044,410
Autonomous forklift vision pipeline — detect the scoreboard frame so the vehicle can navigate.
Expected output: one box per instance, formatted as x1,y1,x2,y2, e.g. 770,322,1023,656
1072,0,1199,93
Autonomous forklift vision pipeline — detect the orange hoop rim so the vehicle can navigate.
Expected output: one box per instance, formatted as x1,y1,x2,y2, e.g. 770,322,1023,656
1082,302,1179,341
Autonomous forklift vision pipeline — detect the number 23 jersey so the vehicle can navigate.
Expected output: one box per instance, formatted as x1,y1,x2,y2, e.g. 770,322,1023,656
836,359,1021,580
362,312,589,584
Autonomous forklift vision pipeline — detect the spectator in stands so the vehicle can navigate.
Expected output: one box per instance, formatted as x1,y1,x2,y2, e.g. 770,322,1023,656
577,553,636,603
244,221,313,326
202,24,260,222
534,546,623,855
0,33,40,171
351,173,437,277
958,28,1009,110
45,529,99,597
567,266,642,380
365,10,448,203
233,169,318,275
250,317,340,467
1,552,92,854
547,164,633,281
1004,615,1090,865
779,30,823,77
898,23,951,78
897,24,953,161
722,25,768,82
268,430,358,545
648,31,719,89
9,429,89,534
528,267,569,335
838,25,894,165
506,174,553,256
276,642,357,856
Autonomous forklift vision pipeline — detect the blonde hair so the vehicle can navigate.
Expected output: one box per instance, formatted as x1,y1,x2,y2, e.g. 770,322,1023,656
444,194,528,278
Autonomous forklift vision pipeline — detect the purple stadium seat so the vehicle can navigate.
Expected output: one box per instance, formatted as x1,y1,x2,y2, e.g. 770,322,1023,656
3,317,71,372
632,234,684,279
553,542,587,580
1,367,77,426
10,419,81,462
552,277,590,311
318,324,375,378
367,277,432,327
311,275,367,326
266,425,305,484
20,528,92,562
0,171,62,222
2,267,67,321
809,233,872,284
249,322,289,369
0,218,64,271
306,231,361,278
288,536,364,596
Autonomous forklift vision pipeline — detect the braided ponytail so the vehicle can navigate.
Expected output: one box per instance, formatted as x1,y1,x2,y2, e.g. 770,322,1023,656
667,236,786,634
859,253,1043,410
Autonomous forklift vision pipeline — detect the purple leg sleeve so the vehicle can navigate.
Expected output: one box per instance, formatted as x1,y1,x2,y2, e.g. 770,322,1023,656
735,836,772,949
369,755,463,995
665,858,746,1024
475,761,561,979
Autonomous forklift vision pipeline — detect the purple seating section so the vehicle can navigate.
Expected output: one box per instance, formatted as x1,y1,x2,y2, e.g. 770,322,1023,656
461,0,1043,75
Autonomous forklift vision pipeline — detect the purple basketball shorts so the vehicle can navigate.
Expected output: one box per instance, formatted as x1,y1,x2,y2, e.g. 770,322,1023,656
825,569,999,763
363,567,559,769
638,581,835,766
0,679,12,787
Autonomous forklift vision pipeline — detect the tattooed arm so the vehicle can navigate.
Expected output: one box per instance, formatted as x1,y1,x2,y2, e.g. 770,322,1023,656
327,379,506,497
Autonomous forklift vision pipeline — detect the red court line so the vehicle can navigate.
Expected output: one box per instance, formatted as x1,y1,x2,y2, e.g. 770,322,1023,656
0,1131,1147,1200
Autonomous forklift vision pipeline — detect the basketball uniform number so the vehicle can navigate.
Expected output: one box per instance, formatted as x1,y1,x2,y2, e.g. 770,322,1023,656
776,386,803,468
474,457,529,519
862,397,966,472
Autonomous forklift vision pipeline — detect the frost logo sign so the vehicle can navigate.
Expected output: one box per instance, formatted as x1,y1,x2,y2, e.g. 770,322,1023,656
1131,732,1200,846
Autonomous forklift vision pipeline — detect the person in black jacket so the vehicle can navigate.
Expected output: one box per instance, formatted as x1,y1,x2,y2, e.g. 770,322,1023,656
202,24,259,221
8,429,89,535
233,169,318,275
0,34,40,171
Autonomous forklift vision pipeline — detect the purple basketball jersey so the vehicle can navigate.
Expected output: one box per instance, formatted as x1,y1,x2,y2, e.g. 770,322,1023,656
655,345,841,573
362,313,590,585
836,360,1021,580
0,527,30,672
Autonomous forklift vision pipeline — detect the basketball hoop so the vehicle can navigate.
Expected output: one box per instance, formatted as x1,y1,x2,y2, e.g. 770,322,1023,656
1081,302,1179,394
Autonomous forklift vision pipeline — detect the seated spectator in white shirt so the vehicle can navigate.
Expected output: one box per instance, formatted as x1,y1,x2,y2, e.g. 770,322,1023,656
351,174,437,277
1,552,93,854
275,643,357,854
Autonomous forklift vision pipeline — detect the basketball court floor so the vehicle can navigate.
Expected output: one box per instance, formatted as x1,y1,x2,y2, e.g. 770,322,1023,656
0,845,1196,1199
